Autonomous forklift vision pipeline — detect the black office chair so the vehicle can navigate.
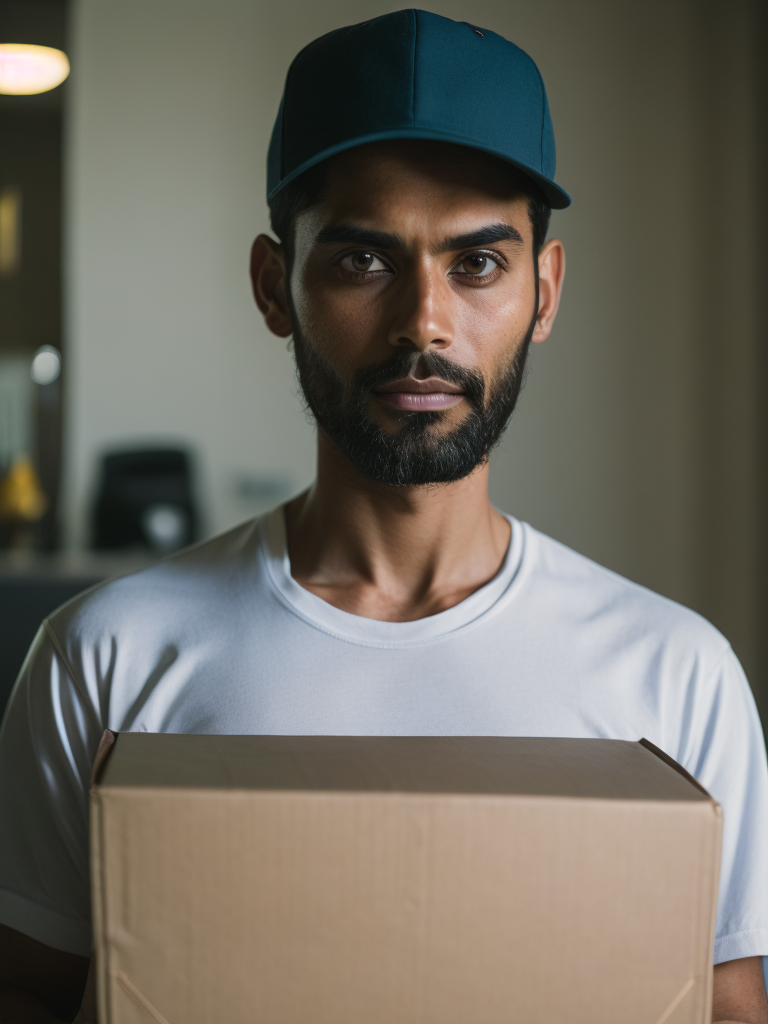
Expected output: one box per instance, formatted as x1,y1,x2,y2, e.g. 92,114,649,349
92,448,198,552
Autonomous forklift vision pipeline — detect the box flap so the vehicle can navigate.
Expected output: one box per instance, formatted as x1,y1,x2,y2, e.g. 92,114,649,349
640,737,714,798
98,734,712,801
91,729,118,786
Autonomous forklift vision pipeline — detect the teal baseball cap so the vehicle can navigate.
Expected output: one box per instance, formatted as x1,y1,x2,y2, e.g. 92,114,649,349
267,9,570,209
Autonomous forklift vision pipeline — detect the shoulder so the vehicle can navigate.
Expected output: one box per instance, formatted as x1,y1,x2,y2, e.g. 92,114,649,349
45,514,267,652
518,521,731,663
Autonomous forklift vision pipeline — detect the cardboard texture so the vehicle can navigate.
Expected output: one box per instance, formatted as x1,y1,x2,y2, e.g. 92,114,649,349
90,734,722,1024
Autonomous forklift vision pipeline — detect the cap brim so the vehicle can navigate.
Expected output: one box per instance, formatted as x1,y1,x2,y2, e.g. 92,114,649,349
269,126,571,210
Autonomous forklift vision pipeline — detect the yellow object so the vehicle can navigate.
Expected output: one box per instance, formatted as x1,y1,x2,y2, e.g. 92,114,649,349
0,186,21,276
0,454,48,521
0,44,70,95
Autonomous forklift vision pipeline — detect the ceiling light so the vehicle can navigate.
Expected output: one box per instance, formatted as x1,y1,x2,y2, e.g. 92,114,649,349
0,44,69,96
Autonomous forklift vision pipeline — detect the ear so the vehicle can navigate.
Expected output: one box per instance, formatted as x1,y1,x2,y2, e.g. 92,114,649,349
532,238,565,344
250,235,293,338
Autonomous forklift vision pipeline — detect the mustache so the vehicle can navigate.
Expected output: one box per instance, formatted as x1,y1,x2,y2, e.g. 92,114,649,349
353,350,486,408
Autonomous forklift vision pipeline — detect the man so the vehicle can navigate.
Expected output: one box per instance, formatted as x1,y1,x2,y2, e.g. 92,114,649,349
1,10,767,1022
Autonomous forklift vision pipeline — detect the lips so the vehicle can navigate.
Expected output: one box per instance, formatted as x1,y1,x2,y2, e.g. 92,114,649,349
371,376,465,412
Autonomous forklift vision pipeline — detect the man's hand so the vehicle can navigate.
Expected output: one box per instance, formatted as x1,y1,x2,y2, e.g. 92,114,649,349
713,956,768,1024
0,923,89,1022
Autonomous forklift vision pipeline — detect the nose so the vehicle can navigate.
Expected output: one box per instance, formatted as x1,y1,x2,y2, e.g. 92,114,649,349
386,263,455,353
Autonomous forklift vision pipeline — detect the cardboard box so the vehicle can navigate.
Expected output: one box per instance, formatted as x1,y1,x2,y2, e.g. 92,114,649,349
90,733,721,1024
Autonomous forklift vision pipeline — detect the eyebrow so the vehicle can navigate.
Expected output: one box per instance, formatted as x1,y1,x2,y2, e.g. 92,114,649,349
314,224,405,250
314,221,524,253
433,223,524,253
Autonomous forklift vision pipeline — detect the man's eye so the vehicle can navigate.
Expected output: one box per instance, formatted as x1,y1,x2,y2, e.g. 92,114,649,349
456,254,499,277
340,251,388,274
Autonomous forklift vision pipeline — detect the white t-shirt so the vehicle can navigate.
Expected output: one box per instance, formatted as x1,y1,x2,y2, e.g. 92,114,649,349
1,507,767,970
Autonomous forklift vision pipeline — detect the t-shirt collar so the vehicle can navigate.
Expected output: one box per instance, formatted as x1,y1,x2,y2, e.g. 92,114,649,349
259,504,526,648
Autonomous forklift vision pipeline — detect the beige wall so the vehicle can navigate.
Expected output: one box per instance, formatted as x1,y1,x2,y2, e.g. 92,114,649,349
64,1,764,696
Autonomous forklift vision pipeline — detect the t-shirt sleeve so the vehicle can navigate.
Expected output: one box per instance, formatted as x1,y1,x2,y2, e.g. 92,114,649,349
0,620,103,956
677,645,768,966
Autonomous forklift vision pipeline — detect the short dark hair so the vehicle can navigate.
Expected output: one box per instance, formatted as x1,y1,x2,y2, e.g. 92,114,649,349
269,155,551,268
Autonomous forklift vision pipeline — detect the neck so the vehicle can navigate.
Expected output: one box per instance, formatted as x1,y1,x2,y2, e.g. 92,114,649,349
284,430,511,622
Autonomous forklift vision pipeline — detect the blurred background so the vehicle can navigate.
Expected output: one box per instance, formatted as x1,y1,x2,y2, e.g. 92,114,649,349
0,0,766,720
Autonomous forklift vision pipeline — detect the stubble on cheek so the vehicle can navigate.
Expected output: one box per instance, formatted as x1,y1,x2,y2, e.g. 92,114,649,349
291,260,386,380
286,264,536,487
290,231,536,428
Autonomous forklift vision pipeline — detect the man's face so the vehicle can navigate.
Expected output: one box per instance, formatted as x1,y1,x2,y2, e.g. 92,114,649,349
286,141,543,486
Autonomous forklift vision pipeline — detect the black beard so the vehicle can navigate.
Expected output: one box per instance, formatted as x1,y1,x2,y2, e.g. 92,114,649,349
291,313,535,487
